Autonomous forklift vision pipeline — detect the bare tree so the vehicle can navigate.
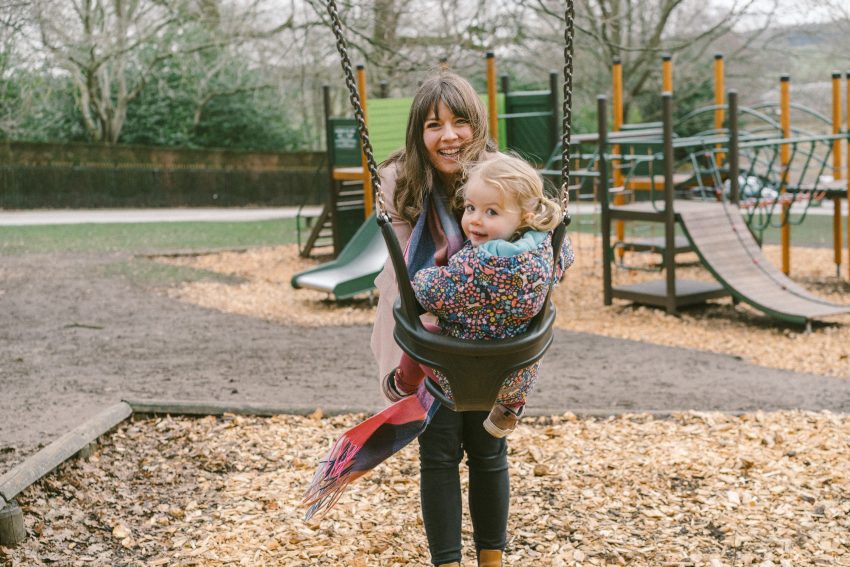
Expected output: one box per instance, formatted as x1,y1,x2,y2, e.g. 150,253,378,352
518,0,779,119
31,0,298,144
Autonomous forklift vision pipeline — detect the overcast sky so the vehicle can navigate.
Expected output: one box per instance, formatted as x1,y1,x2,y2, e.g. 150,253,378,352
715,0,839,31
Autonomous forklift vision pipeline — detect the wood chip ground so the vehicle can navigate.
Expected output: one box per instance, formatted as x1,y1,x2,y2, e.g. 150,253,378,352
3,235,849,565
157,237,850,378
3,411,850,566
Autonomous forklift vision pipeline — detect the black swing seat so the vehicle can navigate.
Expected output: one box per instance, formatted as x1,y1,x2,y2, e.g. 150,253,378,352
380,218,566,412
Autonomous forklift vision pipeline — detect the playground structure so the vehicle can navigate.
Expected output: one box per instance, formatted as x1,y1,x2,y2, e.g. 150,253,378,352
595,77,850,327
292,54,562,299
292,47,850,328
600,54,850,281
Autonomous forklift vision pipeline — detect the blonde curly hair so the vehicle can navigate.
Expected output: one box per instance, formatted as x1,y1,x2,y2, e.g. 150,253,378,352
460,154,562,232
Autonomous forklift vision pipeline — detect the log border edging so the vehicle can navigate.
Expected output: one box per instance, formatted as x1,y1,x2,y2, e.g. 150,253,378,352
0,402,132,504
0,398,773,548
0,398,753,506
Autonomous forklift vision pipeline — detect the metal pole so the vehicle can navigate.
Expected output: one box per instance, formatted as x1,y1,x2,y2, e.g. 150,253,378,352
728,90,740,206
599,96,612,305
662,92,677,315
780,74,791,275
832,71,842,277
379,80,389,99
486,52,499,147
549,71,560,154
322,85,338,234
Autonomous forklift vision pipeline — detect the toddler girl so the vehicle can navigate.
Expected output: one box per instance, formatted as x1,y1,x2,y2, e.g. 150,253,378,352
382,154,573,437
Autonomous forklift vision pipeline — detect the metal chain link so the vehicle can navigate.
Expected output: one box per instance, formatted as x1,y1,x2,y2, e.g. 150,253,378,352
325,0,386,218
325,0,574,222
561,0,575,218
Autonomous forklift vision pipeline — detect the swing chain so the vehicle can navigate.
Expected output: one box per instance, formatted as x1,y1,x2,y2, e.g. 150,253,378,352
325,0,574,223
325,0,387,219
561,0,574,219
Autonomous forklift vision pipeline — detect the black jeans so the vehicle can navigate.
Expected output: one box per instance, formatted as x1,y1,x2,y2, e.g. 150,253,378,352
418,405,509,565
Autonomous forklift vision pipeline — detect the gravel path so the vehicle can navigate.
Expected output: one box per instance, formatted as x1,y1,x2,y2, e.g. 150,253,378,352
3,252,850,477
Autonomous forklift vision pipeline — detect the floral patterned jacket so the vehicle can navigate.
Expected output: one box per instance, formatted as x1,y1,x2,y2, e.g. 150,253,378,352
412,230,573,405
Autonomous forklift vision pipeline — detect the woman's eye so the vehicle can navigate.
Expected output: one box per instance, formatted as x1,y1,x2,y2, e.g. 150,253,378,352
425,121,440,129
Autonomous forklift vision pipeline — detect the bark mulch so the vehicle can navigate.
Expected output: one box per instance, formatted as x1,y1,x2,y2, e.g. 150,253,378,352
3,410,849,566
157,238,850,379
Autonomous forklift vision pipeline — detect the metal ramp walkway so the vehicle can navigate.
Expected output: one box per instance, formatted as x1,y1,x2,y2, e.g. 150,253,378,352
679,201,850,326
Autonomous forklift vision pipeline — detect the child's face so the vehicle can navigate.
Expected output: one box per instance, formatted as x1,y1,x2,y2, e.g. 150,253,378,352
461,174,524,247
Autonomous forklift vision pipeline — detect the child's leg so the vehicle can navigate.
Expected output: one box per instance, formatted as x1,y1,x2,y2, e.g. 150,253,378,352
395,352,425,394
482,402,524,439
394,322,441,395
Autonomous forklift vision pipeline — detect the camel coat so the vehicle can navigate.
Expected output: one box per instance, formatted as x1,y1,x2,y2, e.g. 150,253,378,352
370,163,445,384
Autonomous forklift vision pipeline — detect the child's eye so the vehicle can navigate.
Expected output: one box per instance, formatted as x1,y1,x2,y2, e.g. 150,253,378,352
486,208,498,216
465,204,475,213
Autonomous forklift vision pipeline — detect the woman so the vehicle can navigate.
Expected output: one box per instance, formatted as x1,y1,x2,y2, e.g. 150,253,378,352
371,70,506,567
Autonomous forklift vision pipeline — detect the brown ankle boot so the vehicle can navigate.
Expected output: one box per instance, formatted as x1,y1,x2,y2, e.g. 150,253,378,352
437,563,460,567
478,549,503,566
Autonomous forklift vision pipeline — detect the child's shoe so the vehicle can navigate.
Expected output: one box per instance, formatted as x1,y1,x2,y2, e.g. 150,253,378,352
381,369,413,402
483,404,523,438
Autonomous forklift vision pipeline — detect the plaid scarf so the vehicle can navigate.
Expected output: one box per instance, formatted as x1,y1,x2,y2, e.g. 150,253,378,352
302,187,463,521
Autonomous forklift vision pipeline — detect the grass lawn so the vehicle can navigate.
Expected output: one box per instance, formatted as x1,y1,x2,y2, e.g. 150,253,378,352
568,210,846,248
0,218,301,255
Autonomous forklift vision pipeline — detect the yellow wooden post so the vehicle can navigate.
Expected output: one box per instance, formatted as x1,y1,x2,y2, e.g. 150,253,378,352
832,71,842,276
486,52,499,147
662,54,673,94
780,74,791,275
356,64,373,218
714,54,725,166
611,57,625,259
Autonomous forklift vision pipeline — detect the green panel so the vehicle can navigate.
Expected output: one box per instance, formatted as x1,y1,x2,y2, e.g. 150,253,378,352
340,93,507,165
504,90,554,164
368,97,413,163
485,92,507,151
506,90,551,112
369,94,506,161
333,205,367,255
328,118,362,167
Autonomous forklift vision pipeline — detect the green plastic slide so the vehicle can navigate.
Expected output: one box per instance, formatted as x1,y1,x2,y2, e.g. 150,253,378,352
291,213,387,300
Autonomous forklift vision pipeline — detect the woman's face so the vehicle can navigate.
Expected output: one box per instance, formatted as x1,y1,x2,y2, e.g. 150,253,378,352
422,100,473,184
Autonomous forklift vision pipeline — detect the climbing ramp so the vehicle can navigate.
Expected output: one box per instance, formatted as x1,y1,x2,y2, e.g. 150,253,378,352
679,201,850,325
